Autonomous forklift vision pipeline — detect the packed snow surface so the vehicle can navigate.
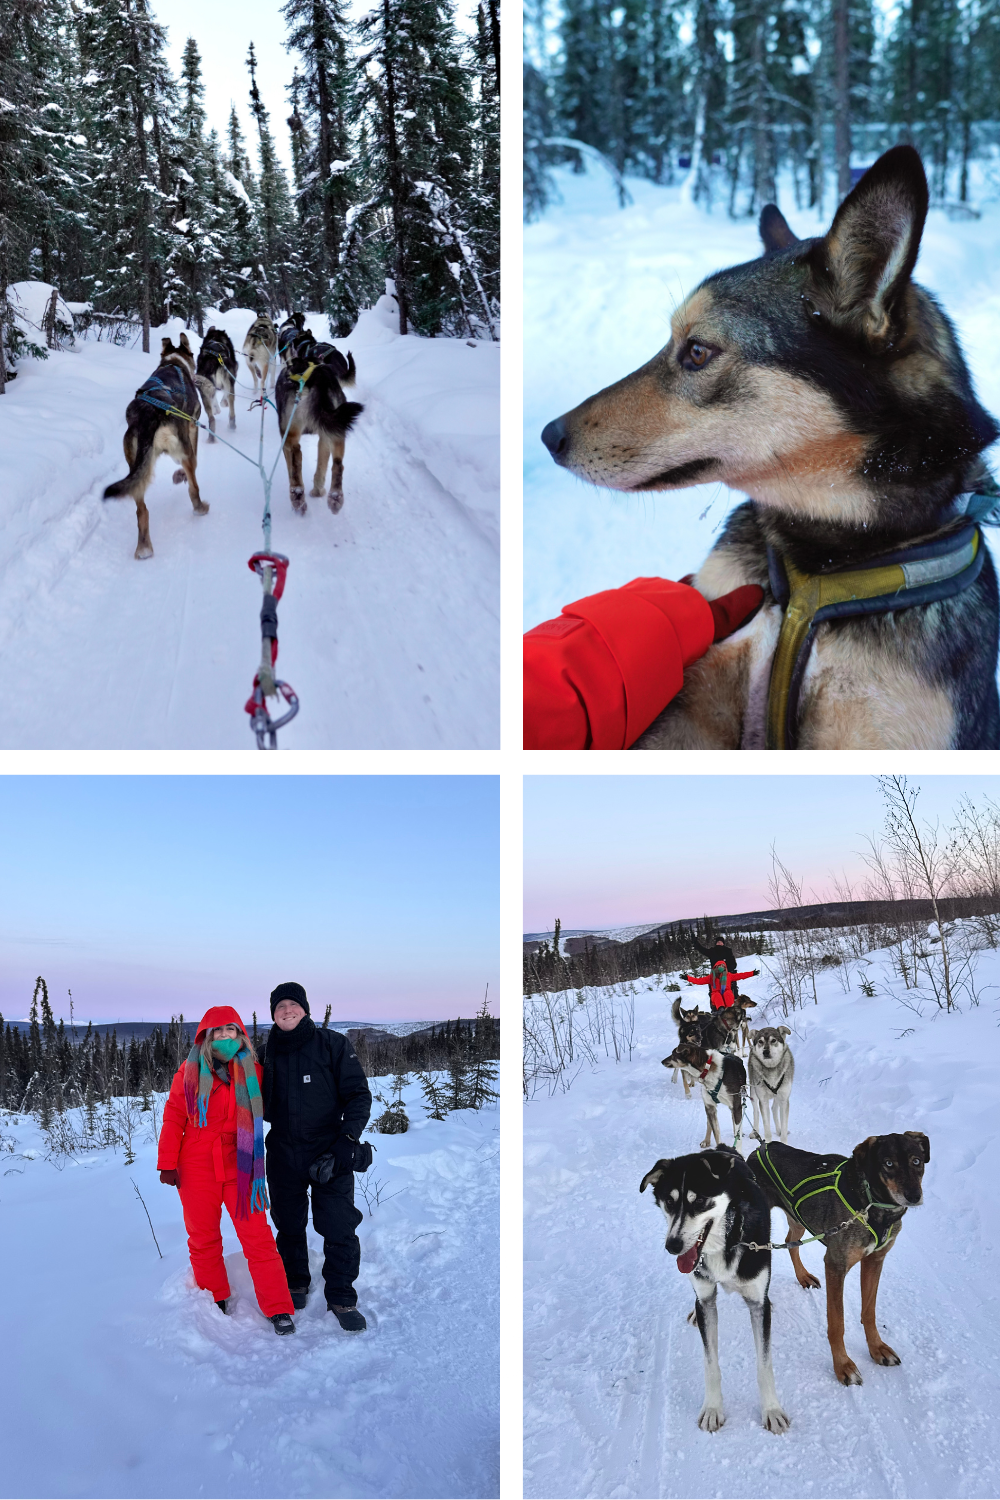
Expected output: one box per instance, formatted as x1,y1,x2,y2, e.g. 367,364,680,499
0,299,499,747
0,1077,499,1498
524,165,1000,630
524,947,1000,1498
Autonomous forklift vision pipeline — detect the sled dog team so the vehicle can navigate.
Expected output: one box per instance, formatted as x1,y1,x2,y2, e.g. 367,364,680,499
102,312,363,558
157,983,372,1335
645,945,928,1435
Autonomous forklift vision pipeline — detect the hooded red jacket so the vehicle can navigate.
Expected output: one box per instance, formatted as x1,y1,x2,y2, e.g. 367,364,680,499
682,966,757,1009
156,1005,259,1179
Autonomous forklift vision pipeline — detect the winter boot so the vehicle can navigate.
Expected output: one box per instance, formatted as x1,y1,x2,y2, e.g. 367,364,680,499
289,1287,309,1311
329,1304,367,1332
216,1299,230,1314
268,1313,296,1336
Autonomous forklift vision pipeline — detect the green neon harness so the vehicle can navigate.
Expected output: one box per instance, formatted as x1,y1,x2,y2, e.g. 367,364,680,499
753,1142,900,1251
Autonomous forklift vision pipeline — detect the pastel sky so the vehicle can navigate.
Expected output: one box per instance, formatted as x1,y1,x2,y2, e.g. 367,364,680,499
523,774,1000,934
1,777,498,1025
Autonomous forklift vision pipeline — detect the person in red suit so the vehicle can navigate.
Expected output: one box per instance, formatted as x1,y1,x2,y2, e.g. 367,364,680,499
682,958,760,1010
157,1005,295,1333
523,577,764,750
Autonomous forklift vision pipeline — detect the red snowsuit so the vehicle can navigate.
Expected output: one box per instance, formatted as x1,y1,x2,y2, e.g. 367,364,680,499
157,1012,292,1316
523,578,764,749
683,965,757,1009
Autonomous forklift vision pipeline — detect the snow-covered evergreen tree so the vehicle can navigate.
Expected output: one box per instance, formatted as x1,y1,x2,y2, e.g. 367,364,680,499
246,41,301,315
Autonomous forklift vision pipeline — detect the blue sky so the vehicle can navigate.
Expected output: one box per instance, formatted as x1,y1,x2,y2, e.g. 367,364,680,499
0,777,498,1025
524,774,1000,933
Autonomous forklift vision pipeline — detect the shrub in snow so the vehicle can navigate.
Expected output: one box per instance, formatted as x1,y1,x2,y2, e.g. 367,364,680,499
374,1108,409,1134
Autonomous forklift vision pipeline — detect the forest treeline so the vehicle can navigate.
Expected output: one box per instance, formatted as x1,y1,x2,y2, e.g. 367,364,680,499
524,0,1000,219
0,977,501,1118
0,0,498,371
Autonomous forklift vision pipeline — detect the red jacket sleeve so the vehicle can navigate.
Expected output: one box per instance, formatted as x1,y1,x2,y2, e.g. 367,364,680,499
524,578,715,749
732,970,758,981
156,1066,189,1170
683,974,711,985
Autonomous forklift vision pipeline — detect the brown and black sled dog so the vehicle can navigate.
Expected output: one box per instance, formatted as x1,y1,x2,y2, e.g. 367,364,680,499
103,333,207,559
276,346,363,515
542,146,1000,748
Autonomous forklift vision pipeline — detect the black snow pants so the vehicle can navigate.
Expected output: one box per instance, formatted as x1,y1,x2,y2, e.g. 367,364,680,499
266,1143,363,1308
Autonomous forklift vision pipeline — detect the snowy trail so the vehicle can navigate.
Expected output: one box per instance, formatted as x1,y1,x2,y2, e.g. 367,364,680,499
524,959,1000,1499
0,1079,499,1498
0,307,499,748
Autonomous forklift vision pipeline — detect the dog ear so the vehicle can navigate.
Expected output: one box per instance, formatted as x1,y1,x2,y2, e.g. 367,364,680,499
161,337,172,352
759,203,800,255
904,1130,930,1162
779,1026,791,1037
179,333,192,351
640,1160,671,1194
807,144,928,351
852,1135,879,1164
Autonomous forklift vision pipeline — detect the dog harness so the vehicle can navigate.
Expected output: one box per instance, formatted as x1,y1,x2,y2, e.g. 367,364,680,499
764,492,998,750
752,1142,900,1250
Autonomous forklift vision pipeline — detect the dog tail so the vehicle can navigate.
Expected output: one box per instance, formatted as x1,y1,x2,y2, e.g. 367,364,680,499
103,446,154,501
341,351,357,388
671,996,682,1027
322,399,364,438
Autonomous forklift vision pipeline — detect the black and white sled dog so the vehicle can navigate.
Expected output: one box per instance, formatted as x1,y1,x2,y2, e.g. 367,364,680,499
748,1027,794,1143
195,326,238,442
276,345,363,514
640,1148,790,1433
277,311,315,368
102,333,207,559
242,314,278,393
663,1042,746,1149
669,997,743,1098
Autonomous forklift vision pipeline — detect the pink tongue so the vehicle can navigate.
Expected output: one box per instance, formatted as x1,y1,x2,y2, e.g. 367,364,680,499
676,1242,700,1274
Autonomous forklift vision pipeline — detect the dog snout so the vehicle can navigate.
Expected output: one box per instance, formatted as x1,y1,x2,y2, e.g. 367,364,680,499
665,1235,684,1255
541,416,569,462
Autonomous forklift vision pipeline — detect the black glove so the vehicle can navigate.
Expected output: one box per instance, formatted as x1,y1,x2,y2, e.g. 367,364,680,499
309,1134,357,1185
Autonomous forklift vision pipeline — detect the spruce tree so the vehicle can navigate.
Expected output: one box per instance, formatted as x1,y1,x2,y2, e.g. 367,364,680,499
247,41,301,315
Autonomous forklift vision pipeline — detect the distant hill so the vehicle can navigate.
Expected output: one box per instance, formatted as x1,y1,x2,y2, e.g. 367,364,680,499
1,1018,439,1042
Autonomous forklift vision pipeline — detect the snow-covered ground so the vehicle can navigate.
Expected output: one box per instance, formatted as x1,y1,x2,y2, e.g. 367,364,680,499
0,1075,499,1498
524,165,1000,630
524,945,1000,1498
0,294,499,747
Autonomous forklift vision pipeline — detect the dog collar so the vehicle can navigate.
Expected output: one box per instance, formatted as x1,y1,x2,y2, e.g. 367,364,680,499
764,503,991,750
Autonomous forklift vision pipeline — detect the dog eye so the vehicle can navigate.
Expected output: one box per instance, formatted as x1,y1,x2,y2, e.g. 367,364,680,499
686,1190,695,1202
883,1159,894,1170
682,340,715,371
911,1156,922,1166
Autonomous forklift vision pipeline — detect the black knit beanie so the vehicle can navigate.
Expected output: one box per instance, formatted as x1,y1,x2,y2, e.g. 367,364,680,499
269,981,310,1019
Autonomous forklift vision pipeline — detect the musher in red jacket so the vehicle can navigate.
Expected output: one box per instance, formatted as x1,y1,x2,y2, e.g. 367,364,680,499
682,958,760,1010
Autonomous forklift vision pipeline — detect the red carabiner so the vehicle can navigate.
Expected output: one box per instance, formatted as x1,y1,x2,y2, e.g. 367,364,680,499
248,551,290,601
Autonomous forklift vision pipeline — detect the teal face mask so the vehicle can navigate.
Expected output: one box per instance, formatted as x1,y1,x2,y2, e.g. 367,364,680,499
212,1037,241,1060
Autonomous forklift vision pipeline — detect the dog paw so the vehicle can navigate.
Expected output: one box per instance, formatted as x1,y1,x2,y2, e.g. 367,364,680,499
835,1360,863,1387
192,501,209,516
762,1405,790,1434
795,1270,821,1290
697,1405,725,1432
310,486,322,497
207,433,216,443
328,490,344,514
134,542,154,560
228,419,236,429
172,469,186,485
869,1342,901,1366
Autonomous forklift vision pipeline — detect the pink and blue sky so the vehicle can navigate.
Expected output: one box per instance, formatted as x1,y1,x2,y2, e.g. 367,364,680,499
524,775,1000,934
1,777,497,1025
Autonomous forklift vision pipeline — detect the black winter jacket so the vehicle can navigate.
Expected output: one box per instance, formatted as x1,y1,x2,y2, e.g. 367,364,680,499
694,940,736,972
261,1018,372,1158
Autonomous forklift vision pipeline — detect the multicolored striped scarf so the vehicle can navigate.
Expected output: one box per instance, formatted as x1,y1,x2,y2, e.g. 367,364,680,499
183,1042,268,1218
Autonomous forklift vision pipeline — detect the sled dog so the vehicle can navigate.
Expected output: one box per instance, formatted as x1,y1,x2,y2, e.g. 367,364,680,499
662,1042,746,1149
541,145,1000,749
275,346,363,514
747,1027,794,1143
102,333,206,559
242,314,278,393
669,997,745,1097
277,312,315,368
747,1132,928,1386
195,326,238,441
641,1147,789,1433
